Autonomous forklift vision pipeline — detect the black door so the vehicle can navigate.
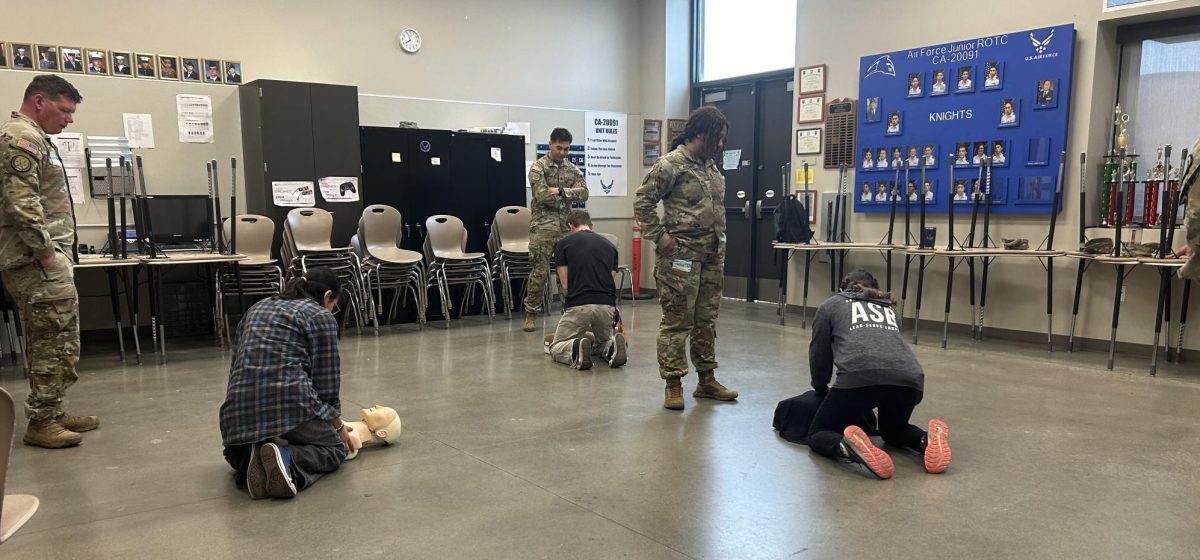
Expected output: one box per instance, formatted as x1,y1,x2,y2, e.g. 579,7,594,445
702,83,756,299
752,77,793,303
698,73,793,302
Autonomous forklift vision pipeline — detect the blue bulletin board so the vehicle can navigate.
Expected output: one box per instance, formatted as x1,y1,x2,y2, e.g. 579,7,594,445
854,24,1074,215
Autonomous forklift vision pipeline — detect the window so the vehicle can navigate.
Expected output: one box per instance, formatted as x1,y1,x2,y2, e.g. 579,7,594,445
696,0,796,82
1115,21,1200,162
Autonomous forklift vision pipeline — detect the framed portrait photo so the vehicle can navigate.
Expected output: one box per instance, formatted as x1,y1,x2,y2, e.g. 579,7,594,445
202,59,223,83
1034,78,1058,109
223,61,242,84
920,178,937,202
798,64,826,94
158,54,180,80
953,142,971,167
906,72,923,98
35,45,58,71
59,46,83,73
857,181,875,203
982,61,1003,90
863,96,881,123
134,53,157,78
971,141,989,166
861,147,876,171
955,65,974,93
989,140,1009,167
795,128,821,155
85,48,109,75
929,68,948,96
10,43,34,69
998,98,1020,127
110,51,133,76
0,41,7,68
884,111,902,136
180,57,201,82
920,144,939,169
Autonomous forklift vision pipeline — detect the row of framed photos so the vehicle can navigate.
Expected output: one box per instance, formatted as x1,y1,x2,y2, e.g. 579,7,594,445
865,94,1039,136
0,41,241,84
860,137,1058,172
857,175,1058,206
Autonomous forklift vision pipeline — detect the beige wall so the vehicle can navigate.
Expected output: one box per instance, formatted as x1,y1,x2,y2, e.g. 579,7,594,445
790,0,1200,350
2,0,686,328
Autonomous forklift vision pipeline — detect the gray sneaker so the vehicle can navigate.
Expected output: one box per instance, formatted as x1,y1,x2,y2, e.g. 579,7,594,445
571,338,593,370
260,443,297,498
246,443,268,499
607,332,627,367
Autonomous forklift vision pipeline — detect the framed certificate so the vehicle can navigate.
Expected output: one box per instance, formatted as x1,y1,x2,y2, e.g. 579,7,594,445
796,128,822,155
796,95,824,124
643,119,662,143
799,64,826,94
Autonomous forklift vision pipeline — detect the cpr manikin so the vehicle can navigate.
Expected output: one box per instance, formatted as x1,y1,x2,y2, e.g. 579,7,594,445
343,405,402,460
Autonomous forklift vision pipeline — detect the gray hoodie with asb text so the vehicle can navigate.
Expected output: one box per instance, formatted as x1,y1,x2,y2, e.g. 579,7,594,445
809,291,924,392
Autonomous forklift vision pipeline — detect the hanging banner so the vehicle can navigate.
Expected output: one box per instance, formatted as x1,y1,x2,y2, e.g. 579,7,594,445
584,111,627,196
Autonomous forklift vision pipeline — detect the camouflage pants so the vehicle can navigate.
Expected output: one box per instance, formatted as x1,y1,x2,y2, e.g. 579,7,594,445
548,304,616,365
1,255,80,420
1181,201,1200,280
654,257,722,379
523,231,561,313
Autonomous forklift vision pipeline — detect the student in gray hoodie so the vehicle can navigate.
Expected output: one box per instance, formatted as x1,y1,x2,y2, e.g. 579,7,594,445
806,270,951,479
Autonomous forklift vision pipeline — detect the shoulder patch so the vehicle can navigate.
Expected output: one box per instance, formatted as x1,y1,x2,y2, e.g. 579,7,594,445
9,154,32,173
531,163,543,172
13,139,42,160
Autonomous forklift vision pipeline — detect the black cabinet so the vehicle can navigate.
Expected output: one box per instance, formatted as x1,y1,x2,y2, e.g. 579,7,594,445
359,127,526,254
240,80,363,257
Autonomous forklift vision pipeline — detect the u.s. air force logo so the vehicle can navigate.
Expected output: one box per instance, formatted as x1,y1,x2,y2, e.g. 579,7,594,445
1025,29,1059,61
9,154,31,173
863,55,896,79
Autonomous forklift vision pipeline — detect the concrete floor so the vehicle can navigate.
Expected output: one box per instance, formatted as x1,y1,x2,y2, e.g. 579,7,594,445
2,300,1200,559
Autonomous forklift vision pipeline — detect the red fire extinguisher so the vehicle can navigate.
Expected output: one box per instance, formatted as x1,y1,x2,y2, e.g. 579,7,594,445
631,220,643,297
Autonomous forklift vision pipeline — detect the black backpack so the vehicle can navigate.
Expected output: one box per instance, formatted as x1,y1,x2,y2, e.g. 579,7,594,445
774,194,813,243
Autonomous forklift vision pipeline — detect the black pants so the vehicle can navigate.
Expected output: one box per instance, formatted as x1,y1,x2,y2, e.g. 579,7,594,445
224,418,347,491
806,385,927,459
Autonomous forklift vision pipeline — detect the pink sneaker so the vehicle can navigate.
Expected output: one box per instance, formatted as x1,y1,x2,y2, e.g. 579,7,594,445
842,425,894,479
924,419,951,474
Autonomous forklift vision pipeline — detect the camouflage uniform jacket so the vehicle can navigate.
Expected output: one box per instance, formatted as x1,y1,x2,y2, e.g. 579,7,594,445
0,112,76,270
634,145,726,264
528,154,588,234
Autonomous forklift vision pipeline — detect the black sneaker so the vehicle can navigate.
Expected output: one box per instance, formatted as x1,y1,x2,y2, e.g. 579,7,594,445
260,442,298,498
607,332,627,367
571,338,593,370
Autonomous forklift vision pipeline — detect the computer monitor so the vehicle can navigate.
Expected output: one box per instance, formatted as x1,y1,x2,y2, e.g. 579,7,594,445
134,195,213,246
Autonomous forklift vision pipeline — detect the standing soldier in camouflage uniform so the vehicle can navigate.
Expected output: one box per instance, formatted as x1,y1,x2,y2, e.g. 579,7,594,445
634,106,738,410
524,128,588,331
0,75,94,448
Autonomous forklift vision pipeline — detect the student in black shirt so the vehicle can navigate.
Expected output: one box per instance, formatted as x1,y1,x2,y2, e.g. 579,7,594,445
544,209,628,370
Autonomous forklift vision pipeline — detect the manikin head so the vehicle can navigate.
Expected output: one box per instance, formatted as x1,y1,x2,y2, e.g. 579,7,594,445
548,128,572,163
19,75,82,135
360,405,402,444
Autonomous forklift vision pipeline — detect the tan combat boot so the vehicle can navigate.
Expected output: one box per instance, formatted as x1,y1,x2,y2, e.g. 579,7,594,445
523,311,537,332
664,378,684,410
694,371,738,401
57,414,100,432
24,418,83,448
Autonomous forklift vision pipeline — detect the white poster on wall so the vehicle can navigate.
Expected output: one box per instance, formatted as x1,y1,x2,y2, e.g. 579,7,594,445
122,113,155,149
318,176,360,202
49,132,85,168
176,94,214,143
272,181,315,207
583,111,627,197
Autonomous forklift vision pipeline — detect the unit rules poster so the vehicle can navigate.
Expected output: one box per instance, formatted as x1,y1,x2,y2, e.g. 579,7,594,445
584,111,627,196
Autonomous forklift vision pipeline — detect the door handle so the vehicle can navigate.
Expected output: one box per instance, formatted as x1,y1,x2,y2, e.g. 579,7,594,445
756,200,764,219
742,200,750,219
